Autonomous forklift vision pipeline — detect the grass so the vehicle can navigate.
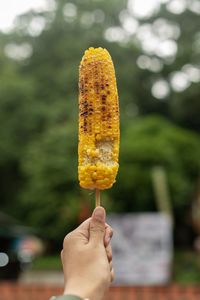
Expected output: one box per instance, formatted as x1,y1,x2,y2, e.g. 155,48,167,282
30,250,200,284
173,250,200,284
31,255,62,271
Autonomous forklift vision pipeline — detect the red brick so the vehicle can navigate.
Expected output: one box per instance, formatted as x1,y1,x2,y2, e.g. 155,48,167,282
1,283,200,300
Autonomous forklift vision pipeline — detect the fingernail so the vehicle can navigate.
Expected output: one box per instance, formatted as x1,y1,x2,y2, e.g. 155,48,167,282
93,207,105,222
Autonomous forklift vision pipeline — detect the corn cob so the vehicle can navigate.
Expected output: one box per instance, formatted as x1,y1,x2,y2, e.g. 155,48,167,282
78,47,120,190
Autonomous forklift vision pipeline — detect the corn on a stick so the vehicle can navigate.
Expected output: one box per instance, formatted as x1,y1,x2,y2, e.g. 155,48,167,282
78,47,120,205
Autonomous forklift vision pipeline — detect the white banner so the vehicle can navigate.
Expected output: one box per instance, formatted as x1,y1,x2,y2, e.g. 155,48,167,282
107,213,173,285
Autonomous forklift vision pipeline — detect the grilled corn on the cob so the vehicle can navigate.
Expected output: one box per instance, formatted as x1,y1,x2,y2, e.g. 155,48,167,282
78,47,120,190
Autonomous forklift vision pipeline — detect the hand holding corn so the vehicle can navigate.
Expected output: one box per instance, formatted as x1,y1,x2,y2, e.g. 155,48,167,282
78,47,120,205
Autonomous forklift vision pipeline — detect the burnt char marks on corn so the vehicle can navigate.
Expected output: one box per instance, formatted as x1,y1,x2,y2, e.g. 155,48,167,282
78,47,120,190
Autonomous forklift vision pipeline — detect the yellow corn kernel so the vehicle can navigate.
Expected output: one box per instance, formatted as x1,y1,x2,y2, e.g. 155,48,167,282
78,47,120,190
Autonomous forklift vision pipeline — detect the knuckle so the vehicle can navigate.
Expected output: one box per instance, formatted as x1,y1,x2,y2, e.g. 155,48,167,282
106,224,113,236
63,232,72,248
90,222,105,234
109,227,113,238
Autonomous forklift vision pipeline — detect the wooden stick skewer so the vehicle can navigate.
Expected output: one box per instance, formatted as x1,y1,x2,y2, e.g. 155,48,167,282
95,189,100,207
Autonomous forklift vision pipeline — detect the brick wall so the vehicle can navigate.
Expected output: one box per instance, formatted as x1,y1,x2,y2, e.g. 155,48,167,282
0,283,200,300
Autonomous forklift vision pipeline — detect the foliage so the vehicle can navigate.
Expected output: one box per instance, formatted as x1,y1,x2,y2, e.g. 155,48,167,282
31,250,200,284
31,255,62,271
110,116,200,213
18,116,200,241
174,250,200,284
0,0,200,244
19,124,80,241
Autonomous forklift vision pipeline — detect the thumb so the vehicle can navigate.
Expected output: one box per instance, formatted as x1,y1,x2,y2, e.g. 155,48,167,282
89,206,106,245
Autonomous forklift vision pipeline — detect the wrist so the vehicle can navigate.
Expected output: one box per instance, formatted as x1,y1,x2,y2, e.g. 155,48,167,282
64,282,95,300
63,288,91,300
50,296,88,300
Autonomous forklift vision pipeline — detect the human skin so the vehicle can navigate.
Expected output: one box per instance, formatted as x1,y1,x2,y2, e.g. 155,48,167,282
61,206,114,300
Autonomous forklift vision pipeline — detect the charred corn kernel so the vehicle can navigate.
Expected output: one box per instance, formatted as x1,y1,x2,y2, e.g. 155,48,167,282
78,47,120,190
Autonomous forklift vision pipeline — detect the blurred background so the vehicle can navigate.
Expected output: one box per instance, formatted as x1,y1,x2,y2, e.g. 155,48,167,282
0,0,200,287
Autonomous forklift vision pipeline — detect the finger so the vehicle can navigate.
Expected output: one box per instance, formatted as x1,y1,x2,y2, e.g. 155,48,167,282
110,268,115,282
63,232,73,248
77,219,112,246
76,218,111,245
106,244,112,262
109,261,113,271
89,206,106,245
73,218,92,242
104,225,113,247
76,217,91,230
77,219,110,236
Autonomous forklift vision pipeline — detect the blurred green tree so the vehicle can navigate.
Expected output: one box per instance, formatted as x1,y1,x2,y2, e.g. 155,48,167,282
0,0,200,244
111,116,200,213
19,116,200,242
19,123,80,241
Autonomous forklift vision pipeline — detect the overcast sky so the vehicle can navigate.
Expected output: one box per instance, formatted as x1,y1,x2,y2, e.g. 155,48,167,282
0,0,166,32
0,0,51,31
1,0,199,32
1,0,199,99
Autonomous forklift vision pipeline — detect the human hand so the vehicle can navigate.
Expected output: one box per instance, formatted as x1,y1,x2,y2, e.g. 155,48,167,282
61,206,114,300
